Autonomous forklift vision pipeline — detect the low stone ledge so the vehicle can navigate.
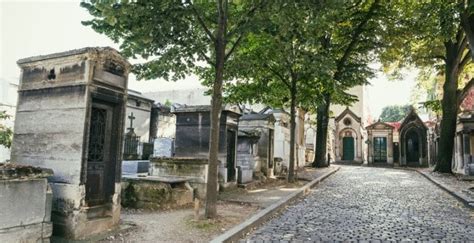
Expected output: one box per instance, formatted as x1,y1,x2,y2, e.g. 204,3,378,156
150,157,209,165
0,163,53,180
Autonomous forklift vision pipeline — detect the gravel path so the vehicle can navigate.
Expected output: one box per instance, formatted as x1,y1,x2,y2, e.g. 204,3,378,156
103,202,258,243
243,166,474,242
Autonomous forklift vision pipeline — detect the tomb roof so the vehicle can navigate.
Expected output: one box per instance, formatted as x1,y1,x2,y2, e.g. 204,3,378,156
17,47,131,68
0,163,53,180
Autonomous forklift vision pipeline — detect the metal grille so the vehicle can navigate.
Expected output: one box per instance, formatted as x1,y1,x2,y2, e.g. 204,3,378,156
123,134,139,160
88,107,106,161
142,142,154,160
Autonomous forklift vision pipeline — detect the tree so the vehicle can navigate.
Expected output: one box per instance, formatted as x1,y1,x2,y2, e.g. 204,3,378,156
223,1,332,182
81,0,267,219
379,1,472,173
313,0,382,168
461,0,474,60
0,111,13,149
379,105,411,122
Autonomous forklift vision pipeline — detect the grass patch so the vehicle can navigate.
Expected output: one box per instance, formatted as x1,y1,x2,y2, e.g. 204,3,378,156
185,216,221,231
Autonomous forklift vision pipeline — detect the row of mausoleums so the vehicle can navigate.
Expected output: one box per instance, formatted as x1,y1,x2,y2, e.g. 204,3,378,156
363,106,474,175
365,109,430,166
1,47,308,241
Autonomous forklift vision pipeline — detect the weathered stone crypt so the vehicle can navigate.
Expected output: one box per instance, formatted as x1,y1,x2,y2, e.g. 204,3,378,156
10,47,130,239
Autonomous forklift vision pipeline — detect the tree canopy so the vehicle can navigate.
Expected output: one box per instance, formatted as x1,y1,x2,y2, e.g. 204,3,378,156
379,105,411,122
81,0,268,219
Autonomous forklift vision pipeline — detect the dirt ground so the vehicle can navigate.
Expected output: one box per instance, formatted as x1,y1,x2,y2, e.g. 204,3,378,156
100,166,335,242
101,202,258,243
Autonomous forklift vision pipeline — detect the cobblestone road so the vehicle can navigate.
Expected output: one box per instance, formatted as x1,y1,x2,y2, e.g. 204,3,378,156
243,166,474,242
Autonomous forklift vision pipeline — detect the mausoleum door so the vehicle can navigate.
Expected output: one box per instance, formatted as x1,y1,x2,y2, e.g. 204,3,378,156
406,130,420,164
342,137,355,161
268,129,274,169
373,137,387,163
86,103,114,206
226,130,236,182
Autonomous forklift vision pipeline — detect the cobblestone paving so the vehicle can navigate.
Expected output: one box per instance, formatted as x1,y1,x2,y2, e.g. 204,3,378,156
243,166,474,242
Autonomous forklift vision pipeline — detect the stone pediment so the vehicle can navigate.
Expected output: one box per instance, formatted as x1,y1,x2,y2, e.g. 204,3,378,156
335,107,361,123
366,121,394,130
399,108,427,132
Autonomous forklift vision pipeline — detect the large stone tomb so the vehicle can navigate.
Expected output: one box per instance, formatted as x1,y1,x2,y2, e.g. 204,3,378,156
172,105,241,185
10,47,130,239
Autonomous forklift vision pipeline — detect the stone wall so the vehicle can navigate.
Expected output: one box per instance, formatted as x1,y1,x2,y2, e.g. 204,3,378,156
0,164,53,242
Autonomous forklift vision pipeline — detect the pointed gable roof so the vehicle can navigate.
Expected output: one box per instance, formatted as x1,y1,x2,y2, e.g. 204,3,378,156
335,107,361,123
399,107,427,131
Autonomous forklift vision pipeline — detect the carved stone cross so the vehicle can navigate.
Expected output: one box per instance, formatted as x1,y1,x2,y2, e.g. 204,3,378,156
127,112,135,132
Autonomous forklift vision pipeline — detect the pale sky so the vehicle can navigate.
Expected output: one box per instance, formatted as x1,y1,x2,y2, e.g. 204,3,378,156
0,0,417,118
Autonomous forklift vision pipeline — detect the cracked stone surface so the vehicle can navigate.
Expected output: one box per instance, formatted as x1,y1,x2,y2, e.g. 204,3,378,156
242,166,474,242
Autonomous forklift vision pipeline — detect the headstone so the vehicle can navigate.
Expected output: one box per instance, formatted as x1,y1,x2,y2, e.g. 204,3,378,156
10,47,131,239
122,160,150,174
153,137,174,157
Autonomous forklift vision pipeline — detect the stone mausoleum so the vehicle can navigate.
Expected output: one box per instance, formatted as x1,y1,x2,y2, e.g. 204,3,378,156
10,47,130,239
366,121,395,165
172,105,241,184
238,113,275,178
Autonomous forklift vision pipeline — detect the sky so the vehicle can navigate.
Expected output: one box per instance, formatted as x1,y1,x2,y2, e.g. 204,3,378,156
0,0,417,118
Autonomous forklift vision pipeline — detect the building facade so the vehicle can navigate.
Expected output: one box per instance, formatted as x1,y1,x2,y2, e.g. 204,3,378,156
330,85,371,163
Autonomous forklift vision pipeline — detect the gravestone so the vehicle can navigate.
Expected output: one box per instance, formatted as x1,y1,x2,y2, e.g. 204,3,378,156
10,47,130,239
236,129,261,184
153,137,174,157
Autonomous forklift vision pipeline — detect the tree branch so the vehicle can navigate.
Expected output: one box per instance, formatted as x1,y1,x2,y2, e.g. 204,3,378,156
333,0,380,81
224,34,243,61
198,49,215,66
185,0,216,42
461,8,474,60
459,49,472,71
456,34,468,59
227,0,267,38
265,63,291,89
458,77,474,106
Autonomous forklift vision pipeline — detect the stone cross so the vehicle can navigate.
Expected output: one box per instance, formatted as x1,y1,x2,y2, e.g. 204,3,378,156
127,112,135,132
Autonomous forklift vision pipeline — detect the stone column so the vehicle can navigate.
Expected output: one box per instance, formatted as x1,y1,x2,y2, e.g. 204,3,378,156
387,131,394,164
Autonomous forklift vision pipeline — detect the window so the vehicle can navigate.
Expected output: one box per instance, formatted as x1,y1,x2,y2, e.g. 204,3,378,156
343,118,352,126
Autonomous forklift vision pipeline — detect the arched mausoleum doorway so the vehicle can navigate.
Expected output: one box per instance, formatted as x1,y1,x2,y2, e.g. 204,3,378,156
399,109,428,166
405,128,420,163
335,107,364,162
340,129,356,161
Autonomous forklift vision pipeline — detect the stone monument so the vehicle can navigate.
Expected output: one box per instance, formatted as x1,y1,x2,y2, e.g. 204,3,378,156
10,47,130,239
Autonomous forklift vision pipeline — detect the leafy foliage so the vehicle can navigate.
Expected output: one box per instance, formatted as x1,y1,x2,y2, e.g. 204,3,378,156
0,111,13,149
81,0,268,218
379,105,412,122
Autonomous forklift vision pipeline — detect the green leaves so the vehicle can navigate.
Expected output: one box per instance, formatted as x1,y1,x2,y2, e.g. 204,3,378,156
379,105,412,122
0,111,12,149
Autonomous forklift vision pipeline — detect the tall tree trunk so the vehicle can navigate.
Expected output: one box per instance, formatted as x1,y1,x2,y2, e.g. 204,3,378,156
435,42,460,173
205,0,227,219
288,78,297,182
461,3,474,60
313,94,330,167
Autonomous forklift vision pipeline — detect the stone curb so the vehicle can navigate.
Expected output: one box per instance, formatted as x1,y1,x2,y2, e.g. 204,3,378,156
210,166,341,243
415,170,474,209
